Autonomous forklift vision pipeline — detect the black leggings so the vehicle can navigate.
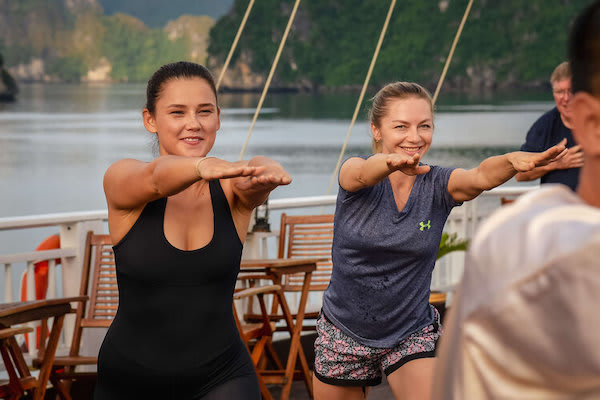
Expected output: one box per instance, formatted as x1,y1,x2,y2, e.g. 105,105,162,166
199,374,260,400
95,373,260,400
95,340,260,400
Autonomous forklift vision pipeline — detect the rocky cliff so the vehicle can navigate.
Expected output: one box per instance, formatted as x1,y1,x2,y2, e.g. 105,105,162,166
0,0,214,83
0,0,594,91
164,15,215,65
208,0,595,92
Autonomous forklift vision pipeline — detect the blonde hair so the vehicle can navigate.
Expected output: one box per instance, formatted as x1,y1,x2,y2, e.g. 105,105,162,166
550,61,571,85
368,82,433,153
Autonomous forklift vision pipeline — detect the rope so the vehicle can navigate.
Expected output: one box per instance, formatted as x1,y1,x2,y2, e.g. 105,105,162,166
432,0,475,105
325,0,397,196
215,0,256,90
238,0,302,160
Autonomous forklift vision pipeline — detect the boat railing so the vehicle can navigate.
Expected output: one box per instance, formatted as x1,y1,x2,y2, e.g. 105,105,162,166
0,186,535,358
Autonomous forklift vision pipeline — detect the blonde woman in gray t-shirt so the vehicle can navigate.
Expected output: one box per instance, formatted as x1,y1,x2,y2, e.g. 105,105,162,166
313,82,567,400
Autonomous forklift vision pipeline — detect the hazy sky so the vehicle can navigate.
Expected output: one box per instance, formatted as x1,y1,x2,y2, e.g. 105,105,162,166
98,0,235,27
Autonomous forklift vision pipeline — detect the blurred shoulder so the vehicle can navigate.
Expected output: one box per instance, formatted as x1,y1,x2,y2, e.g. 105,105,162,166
469,184,600,274
459,184,600,314
475,185,595,241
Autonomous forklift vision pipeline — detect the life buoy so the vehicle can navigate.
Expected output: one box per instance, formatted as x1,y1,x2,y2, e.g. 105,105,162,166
20,234,61,347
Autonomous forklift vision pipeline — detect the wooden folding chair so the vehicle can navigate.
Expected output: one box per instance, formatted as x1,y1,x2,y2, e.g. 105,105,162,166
0,326,35,399
233,285,284,400
270,213,334,329
33,231,117,400
240,214,334,332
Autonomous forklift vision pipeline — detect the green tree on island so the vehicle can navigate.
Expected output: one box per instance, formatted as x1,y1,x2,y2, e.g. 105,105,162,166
208,0,594,90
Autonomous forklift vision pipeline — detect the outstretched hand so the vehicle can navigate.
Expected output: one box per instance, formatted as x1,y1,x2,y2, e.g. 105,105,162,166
234,163,292,191
508,138,568,172
386,153,431,176
197,158,266,181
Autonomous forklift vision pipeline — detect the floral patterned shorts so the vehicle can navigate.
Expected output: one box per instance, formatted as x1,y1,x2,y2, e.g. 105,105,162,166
313,306,442,387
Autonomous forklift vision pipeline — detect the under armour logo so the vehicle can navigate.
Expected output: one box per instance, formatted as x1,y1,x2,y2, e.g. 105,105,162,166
419,220,431,231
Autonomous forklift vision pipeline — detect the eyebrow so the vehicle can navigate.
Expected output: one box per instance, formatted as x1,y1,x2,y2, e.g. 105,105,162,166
167,103,215,108
391,119,432,124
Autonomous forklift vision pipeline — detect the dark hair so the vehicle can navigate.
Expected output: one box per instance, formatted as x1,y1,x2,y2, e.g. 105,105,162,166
145,61,218,113
569,1,600,96
368,82,433,153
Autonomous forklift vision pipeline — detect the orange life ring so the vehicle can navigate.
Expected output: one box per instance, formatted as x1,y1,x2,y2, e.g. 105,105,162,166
21,234,61,301
20,234,61,348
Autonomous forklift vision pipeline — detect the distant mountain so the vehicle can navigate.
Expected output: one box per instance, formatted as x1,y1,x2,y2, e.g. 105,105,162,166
208,0,596,92
2,0,595,91
0,0,216,83
98,0,233,28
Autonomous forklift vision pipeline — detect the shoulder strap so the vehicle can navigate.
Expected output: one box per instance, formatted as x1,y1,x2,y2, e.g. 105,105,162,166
209,180,238,237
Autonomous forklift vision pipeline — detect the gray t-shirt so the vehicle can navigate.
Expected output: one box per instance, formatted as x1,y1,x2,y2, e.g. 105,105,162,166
322,165,460,348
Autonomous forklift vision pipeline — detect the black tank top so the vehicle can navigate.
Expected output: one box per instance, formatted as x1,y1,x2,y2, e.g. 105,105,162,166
106,179,244,373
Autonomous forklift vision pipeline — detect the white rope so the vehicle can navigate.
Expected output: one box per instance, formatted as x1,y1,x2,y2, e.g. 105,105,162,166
238,0,302,160
325,0,397,196
215,0,256,90
432,0,475,105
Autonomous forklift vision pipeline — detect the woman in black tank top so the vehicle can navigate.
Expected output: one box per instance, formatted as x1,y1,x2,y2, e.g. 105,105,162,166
96,62,291,400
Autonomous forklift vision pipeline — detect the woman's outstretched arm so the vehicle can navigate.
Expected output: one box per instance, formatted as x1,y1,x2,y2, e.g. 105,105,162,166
448,139,567,202
103,156,263,211
339,153,431,192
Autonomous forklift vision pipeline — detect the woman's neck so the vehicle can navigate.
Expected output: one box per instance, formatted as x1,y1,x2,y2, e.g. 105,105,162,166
388,171,416,192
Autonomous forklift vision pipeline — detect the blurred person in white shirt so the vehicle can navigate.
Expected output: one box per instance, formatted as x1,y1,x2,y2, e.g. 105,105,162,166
432,2,600,399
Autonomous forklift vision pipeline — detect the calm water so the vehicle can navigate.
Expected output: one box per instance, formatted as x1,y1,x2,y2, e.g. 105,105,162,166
0,83,550,270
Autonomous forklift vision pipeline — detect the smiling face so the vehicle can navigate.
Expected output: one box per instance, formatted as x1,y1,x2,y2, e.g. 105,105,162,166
143,77,220,157
553,77,573,118
371,96,434,157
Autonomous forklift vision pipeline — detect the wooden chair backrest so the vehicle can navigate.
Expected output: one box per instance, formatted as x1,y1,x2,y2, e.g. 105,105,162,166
277,213,334,292
82,232,117,327
70,232,117,356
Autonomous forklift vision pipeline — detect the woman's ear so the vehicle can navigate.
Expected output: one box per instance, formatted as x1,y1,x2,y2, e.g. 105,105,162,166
570,92,600,156
371,122,381,142
142,108,157,134
216,106,221,132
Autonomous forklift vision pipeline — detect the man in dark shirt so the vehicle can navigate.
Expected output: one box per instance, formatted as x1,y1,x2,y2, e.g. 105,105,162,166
516,61,584,190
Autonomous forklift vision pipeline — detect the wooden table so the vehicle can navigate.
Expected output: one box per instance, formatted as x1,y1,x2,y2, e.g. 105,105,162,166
0,297,86,400
240,257,323,400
